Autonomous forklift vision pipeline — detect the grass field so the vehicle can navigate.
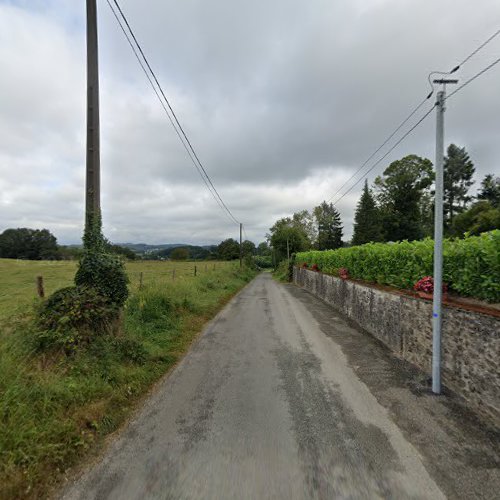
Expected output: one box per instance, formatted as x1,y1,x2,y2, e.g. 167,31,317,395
0,258,256,499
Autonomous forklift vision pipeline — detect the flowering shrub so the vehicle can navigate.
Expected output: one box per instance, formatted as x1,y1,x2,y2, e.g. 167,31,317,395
311,264,319,271
414,276,448,294
302,263,308,268
338,267,349,279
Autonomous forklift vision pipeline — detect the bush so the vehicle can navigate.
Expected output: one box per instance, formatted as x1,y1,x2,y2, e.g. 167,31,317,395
75,252,129,306
296,230,500,302
36,286,119,351
254,255,273,268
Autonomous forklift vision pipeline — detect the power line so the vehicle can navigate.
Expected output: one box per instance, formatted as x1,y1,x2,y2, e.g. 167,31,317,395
328,28,500,207
446,55,500,101
428,27,500,93
331,52,500,208
107,0,240,225
327,93,432,204
330,104,436,207
457,28,500,68
104,0,232,223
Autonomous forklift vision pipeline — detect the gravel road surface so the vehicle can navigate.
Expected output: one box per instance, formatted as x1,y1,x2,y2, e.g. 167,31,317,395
61,273,499,500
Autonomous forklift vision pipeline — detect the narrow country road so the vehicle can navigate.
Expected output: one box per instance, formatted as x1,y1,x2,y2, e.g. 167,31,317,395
61,273,499,500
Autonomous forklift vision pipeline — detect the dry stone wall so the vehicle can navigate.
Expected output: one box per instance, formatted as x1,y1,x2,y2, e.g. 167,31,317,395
294,267,500,425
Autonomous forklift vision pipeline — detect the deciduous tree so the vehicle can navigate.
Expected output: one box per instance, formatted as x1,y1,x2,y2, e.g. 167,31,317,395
374,154,434,241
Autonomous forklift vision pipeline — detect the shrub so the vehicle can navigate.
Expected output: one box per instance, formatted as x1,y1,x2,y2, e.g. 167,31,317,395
75,252,129,306
254,255,273,268
75,210,129,306
414,276,448,294
36,286,119,351
338,267,349,279
296,230,500,302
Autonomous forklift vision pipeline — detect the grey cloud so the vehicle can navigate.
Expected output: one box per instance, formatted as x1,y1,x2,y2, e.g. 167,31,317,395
1,0,499,246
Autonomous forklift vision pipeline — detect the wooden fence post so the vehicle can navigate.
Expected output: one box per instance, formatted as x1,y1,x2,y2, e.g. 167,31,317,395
139,272,143,290
172,269,176,280
194,265,197,277
36,276,45,298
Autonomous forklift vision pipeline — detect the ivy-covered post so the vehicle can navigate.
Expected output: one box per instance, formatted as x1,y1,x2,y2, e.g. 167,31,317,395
85,0,101,232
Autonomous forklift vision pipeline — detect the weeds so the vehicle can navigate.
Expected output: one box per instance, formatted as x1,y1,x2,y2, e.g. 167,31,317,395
0,261,257,499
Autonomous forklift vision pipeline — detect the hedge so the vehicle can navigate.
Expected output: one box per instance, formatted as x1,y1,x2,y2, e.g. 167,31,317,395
295,230,500,302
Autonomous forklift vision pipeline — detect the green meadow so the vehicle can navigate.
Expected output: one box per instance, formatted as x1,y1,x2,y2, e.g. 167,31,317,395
0,258,256,499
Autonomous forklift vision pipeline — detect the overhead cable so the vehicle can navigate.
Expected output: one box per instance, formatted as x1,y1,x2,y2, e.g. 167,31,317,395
446,55,500,101
330,105,436,206
106,0,240,225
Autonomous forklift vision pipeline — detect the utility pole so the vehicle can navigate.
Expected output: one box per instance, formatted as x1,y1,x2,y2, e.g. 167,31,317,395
287,237,290,264
432,78,457,395
86,0,101,229
239,223,243,268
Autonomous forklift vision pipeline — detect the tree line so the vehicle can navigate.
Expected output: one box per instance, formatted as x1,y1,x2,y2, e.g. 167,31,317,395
266,144,499,262
0,228,138,261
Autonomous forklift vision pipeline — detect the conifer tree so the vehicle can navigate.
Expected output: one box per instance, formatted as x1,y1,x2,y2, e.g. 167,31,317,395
444,144,475,229
352,180,384,245
313,201,343,250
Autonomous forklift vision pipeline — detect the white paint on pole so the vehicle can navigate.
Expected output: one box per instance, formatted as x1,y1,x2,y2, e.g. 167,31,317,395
432,90,445,394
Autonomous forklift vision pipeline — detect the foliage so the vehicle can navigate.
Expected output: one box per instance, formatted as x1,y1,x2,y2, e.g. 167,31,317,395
413,276,448,294
374,154,434,242
273,259,290,282
256,241,271,256
477,174,500,208
0,261,256,499
170,247,190,260
443,144,475,229
267,215,311,263
0,227,60,260
75,211,129,306
313,201,343,250
254,255,273,268
58,246,83,260
107,244,138,260
352,180,384,245
296,230,500,302
292,209,317,245
153,245,214,261
35,286,119,351
75,252,129,307
241,240,256,257
452,201,500,236
217,238,240,260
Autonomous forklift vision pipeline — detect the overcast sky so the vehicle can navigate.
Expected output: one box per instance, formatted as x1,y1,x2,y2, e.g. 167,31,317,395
1,0,499,245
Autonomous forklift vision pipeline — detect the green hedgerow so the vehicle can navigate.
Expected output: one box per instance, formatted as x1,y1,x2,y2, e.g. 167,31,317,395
295,230,500,302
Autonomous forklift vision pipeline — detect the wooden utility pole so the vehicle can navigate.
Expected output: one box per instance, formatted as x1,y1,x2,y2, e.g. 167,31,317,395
86,0,101,228
239,223,243,268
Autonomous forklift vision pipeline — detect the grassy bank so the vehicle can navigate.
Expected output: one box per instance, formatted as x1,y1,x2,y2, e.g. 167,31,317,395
0,259,256,499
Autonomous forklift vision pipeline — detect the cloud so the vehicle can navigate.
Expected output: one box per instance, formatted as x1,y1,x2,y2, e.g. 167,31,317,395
1,0,499,245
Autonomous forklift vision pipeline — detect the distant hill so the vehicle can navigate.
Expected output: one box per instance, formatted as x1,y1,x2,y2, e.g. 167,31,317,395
118,243,188,254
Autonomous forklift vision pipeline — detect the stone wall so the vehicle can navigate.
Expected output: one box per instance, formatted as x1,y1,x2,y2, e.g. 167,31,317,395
294,267,500,425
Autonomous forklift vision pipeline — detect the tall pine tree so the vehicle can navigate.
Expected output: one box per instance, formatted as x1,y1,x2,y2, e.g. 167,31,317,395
352,180,383,245
444,144,475,229
313,201,343,250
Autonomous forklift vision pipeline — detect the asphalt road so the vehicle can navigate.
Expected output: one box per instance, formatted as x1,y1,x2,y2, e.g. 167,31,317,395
61,273,499,500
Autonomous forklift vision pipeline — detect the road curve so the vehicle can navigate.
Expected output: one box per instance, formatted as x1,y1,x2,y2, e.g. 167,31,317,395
60,273,496,500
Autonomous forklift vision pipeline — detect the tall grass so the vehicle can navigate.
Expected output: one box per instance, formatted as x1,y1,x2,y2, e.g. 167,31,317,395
0,259,256,499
